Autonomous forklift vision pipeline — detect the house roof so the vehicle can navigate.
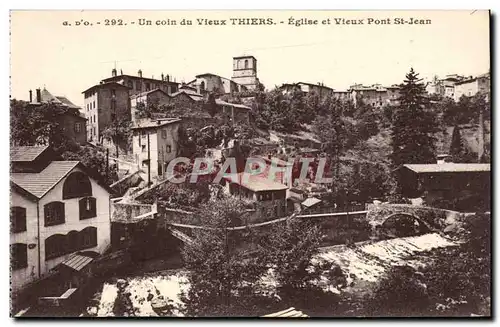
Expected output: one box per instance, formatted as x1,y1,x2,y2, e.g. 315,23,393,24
11,160,115,199
282,82,334,91
10,145,50,162
301,197,322,208
131,118,182,130
402,163,491,174
262,307,308,318
59,253,94,272
215,99,252,110
55,96,81,109
223,173,288,192
171,90,204,102
130,88,170,99
233,55,257,61
11,161,80,198
82,82,130,94
101,74,179,85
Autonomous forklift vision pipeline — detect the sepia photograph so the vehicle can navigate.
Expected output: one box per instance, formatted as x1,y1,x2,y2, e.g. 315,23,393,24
9,9,491,318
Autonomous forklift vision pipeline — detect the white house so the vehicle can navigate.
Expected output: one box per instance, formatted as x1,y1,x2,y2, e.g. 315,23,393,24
10,146,113,294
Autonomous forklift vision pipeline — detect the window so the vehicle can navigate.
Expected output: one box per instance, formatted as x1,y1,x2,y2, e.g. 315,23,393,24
145,83,150,91
142,160,149,167
200,81,205,91
136,81,142,91
93,101,96,109
142,144,147,152
171,85,177,93
11,243,27,270
63,171,92,199
127,80,133,89
81,227,98,249
158,163,163,176
166,145,171,153
45,227,98,261
93,115,96,123
244,59,249,69
11,207,26,233
44,202,65,227
79,197,97,220
111,89,116,97
45,234,66,260
74,122,81,133
161,129,167,139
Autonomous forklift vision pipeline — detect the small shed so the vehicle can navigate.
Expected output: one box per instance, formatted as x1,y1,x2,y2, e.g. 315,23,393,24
262,307,309,318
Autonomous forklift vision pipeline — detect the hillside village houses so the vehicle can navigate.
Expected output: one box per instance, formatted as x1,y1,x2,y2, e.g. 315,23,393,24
131,118,182,181
10,145,113,297
425,72,491,102
22,88,88,145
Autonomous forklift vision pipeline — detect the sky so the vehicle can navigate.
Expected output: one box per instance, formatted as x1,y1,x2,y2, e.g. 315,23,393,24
10,10,490,107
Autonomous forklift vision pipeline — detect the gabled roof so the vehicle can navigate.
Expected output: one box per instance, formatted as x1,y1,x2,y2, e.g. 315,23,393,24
11,161,80,198
301,197,322,208
55,96,81,109
215,99,252,110
11,161,115,199
82,82,131,94
40,88,62,103
223,173,288,192
130,88,170,99
10,145,50,162
402,163,490,174
131,118,182,130
101,74,179,85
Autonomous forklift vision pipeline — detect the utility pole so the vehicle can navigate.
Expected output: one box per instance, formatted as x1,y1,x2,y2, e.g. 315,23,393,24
106,148,109,182
478,104,485,162
147,132,151,186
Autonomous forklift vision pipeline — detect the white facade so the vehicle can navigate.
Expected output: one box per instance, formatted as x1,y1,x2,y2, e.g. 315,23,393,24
10,166,111,293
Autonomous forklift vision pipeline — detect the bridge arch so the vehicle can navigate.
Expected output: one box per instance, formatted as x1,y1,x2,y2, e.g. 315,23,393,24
378,212,434,237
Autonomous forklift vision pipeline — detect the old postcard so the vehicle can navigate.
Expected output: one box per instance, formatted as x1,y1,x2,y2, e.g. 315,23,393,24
9,10,491,318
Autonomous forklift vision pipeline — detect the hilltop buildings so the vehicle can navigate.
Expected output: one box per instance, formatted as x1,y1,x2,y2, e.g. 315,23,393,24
426,72,490,102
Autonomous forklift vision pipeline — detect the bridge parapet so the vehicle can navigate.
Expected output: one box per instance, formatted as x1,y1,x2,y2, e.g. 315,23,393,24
366,203,465,231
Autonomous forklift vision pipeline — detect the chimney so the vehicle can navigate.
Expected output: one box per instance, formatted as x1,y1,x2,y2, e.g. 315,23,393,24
29,89,32,103
166,74,170,82
138,69,143,78
112,68,117,77
161,73,164,81
36,88,41,103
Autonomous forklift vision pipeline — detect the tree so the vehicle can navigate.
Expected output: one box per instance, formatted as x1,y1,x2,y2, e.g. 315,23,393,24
180,198,270,316
61,144,118,185
101,118,132,158
205,92,218,118
449,125,476,163
390,68,438,168
10,99,79,153
259,218,323,291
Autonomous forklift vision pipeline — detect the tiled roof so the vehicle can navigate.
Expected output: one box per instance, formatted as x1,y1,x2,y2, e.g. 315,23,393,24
40,88,62,103
131,118,182,130
224,173,288,192
55,96,81,109
301,197,322,208
262,307,308,318
403,163,491,174
11,161,80,198
130,88,169,99
82,82,130,94
216,99,252,110
10,145,49,162
59,253,94,272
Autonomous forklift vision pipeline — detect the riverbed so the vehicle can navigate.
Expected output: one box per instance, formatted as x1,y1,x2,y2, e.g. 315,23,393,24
90,232,457,317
